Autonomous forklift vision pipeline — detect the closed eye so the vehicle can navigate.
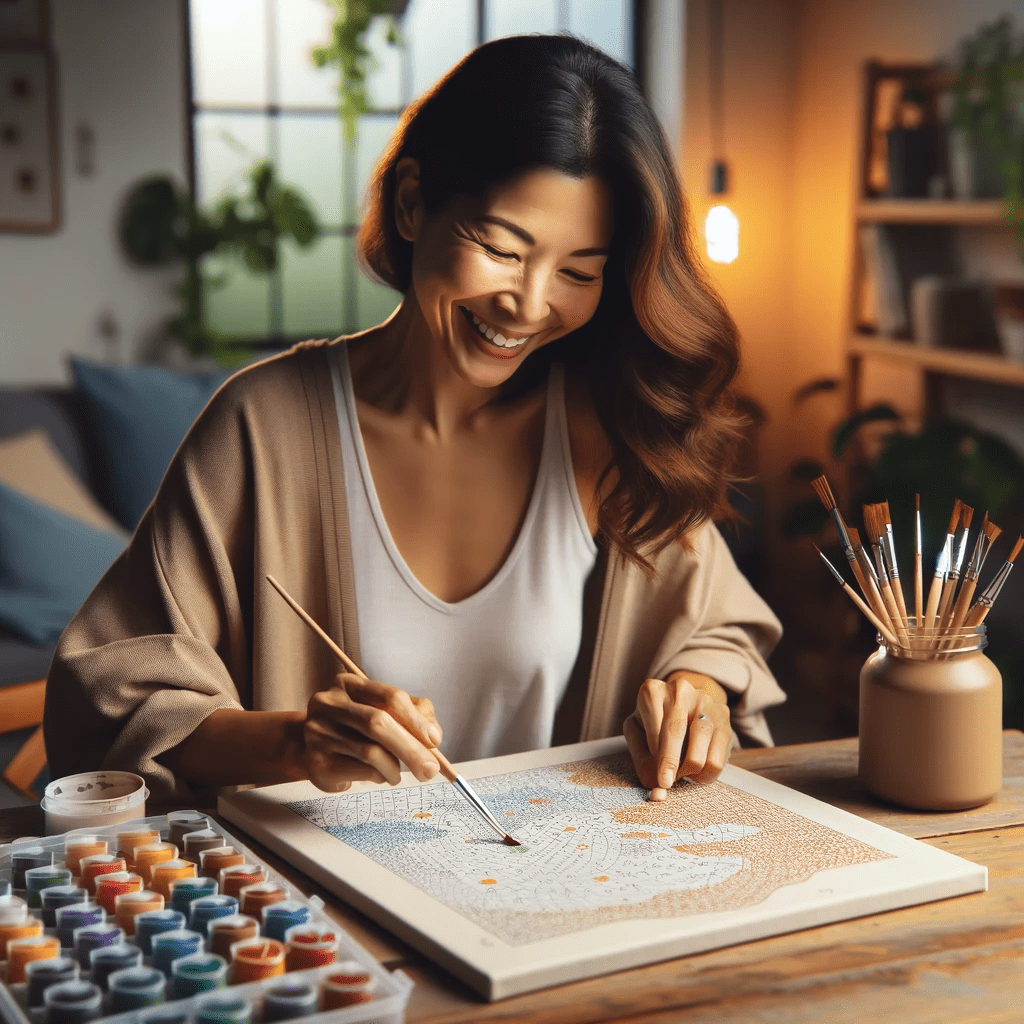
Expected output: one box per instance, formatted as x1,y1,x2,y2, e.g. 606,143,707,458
482,243,518,259
563,269,600,283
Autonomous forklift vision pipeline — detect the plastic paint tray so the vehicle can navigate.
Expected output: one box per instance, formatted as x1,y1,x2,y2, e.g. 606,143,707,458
0,813,412,1024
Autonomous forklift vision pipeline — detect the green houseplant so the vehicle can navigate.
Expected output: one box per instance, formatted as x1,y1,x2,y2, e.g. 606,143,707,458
120,160,319,364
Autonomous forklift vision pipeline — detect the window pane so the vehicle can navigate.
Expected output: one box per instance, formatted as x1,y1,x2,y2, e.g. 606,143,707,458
355,247,401,331
203,255,271,339
486,0,557,40
364,15,404,110
405,0,475,99
277,115,344,229
569,0,631,65
354,115,400,222
281,235,345,338
274,0,338,108
190,0,268,105
194,112,270,206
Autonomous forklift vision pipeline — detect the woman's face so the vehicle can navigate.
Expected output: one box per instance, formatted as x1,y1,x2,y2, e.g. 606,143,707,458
400,163,614,389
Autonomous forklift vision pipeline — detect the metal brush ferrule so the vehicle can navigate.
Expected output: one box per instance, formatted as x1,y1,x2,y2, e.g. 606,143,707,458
952,529,970,574
453,775,510,842
830,509,852,554
978,562,1012,607
883,528,900,579
935,537,952,580
873,544,888,582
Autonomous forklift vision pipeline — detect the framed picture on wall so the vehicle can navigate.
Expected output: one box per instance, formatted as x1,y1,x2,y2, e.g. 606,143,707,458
0,46,61,232
0,0,50,44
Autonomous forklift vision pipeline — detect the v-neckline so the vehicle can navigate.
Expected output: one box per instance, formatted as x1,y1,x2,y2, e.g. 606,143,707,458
334,344,557,613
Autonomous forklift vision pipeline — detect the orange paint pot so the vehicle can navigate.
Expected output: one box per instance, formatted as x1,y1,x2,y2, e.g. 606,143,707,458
320,967,376,1010
219,864,266,900
199,846,245,879
132,842,178,885
78,854,128,895
95,872,144,914
150,859,198,900
208,914,260,960
228,938,286,984
115,828,160,867
283,924,338,971
238,881,287,918
63,837,108,877
114,890,165,936
6,933,61,983
0,915,42,960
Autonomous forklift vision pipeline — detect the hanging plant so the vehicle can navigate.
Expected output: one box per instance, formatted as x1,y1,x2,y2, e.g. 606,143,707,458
310,0,405,143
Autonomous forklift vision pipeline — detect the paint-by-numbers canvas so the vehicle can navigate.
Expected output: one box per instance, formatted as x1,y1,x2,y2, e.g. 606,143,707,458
218,737,986,999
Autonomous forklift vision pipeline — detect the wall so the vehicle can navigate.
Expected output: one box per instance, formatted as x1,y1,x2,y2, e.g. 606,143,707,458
0,0,188,384
683,0,1024,541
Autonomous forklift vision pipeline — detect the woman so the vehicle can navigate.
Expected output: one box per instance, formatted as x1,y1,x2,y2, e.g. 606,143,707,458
45,34,784,804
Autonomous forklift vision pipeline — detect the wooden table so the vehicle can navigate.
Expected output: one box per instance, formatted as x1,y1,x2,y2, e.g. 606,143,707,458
3,733,1022,1023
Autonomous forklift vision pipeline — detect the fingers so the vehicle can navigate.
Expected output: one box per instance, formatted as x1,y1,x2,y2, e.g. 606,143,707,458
341,673,443,748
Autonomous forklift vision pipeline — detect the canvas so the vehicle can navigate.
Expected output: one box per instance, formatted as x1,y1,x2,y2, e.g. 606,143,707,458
218,737,987,1000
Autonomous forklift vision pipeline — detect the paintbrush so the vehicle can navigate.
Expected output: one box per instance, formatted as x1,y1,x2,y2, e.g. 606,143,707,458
847,525,895,632
913,494,923,629
946,515,1001,633
965,535,1024,628
924,499,961,634
265,574,521,846
879,501,911,628
864,504,910,648
810,476,874,601
936,504,974,633
816,546,903,651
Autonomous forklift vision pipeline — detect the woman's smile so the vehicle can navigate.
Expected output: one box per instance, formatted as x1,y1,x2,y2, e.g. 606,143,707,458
458,305,535,358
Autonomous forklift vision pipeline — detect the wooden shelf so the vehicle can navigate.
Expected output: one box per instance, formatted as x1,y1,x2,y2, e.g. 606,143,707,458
856,199,1006,225
849,336,1024,387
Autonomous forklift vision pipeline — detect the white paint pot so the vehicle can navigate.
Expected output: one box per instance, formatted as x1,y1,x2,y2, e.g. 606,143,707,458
42,771,149,835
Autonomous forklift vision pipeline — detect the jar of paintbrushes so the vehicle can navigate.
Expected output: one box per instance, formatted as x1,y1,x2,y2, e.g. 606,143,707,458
812,478,1019,810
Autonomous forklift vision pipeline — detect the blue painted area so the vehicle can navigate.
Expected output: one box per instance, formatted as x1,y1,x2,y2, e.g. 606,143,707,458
322,819,451,853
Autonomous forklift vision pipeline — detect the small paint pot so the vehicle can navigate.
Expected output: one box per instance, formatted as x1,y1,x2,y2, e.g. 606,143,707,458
25,865,74,908
166,811,211,848
78,855,128,895
40,886,89,927
25,956,80,1008
260,900,310,942
207,914,260,959
151,928,205,976
114,889,164,935
54,904,104,949
106,966,167,1012
261,978,318,1021
169,874,218,916
228,937,286,983
41,979,103,1024
133,843,178,885
195,993,253,1024
115,828,161,867
199,846,245,879
42,771,147,835
0,893,29,920
134,908,187,955
218,864,265,900
151,859,197,900
0,879,10,897
170,952,228,998
71,924,125,969
7,933,62,983
188,894,238,934
10,845,53,888
95,872,144,914
320,966,377,1009
283,922,339,971
62,837,107,877
238,881,287,918
182,829,227,864
88,942,142,989
139,1010,189,1024
0,908,42,958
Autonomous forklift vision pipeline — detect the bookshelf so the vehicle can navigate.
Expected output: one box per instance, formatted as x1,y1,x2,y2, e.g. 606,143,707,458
848,62,1024,419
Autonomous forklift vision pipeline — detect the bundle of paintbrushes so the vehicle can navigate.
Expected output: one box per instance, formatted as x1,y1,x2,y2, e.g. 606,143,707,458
810,476,1022,659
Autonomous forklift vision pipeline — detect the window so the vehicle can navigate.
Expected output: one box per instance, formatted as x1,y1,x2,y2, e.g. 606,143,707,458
187,0,633,345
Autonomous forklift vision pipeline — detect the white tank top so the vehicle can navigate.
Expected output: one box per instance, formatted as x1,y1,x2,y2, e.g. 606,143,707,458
330,345,598,762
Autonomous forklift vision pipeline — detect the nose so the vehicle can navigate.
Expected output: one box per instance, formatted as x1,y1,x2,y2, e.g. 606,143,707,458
496,266,551,327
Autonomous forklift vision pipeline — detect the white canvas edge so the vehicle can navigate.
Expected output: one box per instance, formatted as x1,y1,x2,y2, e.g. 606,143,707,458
219,737,987,1000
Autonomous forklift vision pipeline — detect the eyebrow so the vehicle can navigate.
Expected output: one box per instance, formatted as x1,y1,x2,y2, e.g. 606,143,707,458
474,215,609,257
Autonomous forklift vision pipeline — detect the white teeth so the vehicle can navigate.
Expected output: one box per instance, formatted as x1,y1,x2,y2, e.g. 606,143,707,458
485,326,496,339
464,307,531,349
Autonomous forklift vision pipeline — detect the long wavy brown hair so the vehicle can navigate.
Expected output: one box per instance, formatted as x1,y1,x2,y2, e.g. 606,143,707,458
358,34,743,570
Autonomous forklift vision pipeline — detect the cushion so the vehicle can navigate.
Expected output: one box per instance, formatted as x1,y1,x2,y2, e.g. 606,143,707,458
69,356,230,529
0,481,127,645
0,428,128,539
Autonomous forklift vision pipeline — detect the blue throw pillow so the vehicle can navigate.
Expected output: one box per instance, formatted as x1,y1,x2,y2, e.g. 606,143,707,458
0,481,127,645
69,356,230,529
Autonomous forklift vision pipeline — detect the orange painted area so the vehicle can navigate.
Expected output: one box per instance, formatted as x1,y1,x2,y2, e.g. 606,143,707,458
480,879,497,885
413,813,432,819
620,831,652,839
528,798,552,805
659,833,669,837
593,875,610,882
505,812,516,817
563,826,577,832
576,844,589,849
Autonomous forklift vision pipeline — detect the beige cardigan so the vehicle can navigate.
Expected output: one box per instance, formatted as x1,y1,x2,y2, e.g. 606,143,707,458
45,340,785,800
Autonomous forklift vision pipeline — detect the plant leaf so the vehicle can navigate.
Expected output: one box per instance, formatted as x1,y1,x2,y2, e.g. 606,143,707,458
832,403,901,459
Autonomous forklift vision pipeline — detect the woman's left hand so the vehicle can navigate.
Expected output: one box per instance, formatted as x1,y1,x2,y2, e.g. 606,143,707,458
623,672,732,800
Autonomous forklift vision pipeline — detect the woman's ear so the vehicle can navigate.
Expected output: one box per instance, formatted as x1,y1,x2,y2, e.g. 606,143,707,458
394,156,422,243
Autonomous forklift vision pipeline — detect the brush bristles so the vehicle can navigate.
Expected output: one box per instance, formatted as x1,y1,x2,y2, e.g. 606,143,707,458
811,475,838,510
985,520,1001,543
946,498,963,536
915,493,920,511
848,525,862,547
1010,536,1024,564
960,505,974,532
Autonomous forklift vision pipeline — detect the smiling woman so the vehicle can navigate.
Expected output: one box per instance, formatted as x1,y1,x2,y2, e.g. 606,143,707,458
45,34,785,808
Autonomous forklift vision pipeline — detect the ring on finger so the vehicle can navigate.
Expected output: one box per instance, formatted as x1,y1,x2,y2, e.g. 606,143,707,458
696,713,710,722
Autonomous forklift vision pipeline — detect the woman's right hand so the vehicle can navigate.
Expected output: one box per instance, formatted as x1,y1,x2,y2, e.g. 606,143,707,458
301,672,444,793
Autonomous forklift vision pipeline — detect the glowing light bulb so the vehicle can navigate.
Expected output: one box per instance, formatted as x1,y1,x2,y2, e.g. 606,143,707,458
705,204,739,264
